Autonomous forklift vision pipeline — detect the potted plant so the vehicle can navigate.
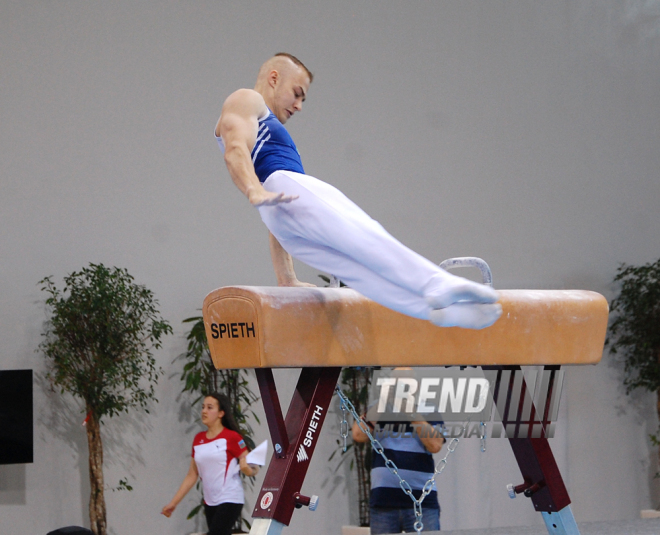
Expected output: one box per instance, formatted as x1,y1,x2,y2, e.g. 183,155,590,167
39,263,172,535
607,258,660,513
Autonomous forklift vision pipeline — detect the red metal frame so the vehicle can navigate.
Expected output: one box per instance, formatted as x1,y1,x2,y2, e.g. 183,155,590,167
251,364,571,526
486,365,571,513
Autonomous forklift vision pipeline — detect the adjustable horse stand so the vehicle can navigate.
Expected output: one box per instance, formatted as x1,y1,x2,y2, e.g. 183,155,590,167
249,365,579,535
250,367,342,535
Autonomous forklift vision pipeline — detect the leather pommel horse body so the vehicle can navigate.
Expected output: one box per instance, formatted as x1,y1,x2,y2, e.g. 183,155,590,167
202,286,608,535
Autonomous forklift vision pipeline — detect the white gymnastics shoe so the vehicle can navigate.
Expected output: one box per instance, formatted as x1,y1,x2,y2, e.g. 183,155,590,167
429,302,502,330
425,280,499,309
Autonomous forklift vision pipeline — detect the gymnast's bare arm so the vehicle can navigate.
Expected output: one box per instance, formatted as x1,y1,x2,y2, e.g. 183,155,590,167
269,232,316,287
216,88,298,207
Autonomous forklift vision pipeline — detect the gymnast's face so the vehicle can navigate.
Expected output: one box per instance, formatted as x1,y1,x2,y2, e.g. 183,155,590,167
269,65,310,124
201,397,224,428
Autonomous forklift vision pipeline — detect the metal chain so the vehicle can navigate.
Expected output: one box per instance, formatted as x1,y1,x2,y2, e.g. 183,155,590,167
336,386,463,534
340,398,349,452
480,421,487,453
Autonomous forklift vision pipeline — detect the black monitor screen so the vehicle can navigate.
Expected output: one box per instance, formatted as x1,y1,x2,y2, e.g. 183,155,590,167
0,369,33,464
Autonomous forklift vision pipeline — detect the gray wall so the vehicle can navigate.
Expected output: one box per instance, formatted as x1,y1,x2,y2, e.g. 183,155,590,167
1,1,659,534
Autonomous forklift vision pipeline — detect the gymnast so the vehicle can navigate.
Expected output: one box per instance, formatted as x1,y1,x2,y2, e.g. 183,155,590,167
215,53,502,329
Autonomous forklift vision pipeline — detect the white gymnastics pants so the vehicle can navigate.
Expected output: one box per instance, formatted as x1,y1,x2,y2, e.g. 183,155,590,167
258,170,477,321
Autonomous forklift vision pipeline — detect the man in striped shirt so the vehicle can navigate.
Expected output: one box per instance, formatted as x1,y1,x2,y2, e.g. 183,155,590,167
353,415,444,533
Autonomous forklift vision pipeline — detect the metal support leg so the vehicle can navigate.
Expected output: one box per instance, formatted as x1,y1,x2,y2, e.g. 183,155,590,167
542,505,581,535
250,367,342,532
249,518,286,535
256,368,289,458
485,365,580,535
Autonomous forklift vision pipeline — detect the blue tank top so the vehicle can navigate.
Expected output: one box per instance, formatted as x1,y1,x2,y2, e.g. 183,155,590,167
216,109,305,182
249,110,305,182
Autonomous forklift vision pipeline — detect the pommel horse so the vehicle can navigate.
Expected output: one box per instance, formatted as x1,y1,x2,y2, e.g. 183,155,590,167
202,284,608,535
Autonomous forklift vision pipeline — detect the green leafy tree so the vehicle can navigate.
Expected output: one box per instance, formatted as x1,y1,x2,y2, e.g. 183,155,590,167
39,264,172,535
608,258,660,463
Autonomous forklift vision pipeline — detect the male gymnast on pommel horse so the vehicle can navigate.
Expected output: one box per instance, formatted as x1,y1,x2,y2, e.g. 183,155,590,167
215,53,501,330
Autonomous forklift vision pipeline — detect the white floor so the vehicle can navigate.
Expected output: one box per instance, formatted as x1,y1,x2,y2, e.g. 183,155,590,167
439,517,660,535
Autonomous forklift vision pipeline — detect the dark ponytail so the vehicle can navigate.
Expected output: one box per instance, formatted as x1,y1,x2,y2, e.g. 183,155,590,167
205,392,241,434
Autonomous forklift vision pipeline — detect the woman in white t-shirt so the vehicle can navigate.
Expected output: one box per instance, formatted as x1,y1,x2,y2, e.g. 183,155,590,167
162,393,259,535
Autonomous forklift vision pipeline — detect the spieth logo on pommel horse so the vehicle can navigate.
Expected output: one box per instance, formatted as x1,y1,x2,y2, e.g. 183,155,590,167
209,321,256,339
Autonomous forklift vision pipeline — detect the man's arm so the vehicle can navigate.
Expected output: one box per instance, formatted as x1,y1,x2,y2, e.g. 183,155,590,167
217,89,298,206
352,418,444,454
269,232,315,287
351,417,372,443
411,421,445,454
